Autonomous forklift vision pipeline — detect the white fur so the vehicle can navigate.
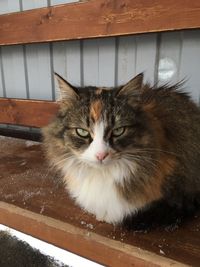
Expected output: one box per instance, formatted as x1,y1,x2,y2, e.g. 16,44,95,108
58,120,139,224
81,121,109,163
60,158,139,224
61,158,138,223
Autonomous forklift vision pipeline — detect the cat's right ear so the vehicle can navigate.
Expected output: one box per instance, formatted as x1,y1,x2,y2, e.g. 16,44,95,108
54,73,79,102
116,73,143,97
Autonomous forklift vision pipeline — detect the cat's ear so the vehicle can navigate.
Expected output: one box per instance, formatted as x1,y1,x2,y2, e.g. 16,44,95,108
54,73,79,102
117,73,143,97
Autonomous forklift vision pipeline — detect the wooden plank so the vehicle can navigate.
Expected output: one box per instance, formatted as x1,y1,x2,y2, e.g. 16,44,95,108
1,0,200,46
0,136,198,266
0,98,58,127
0,202,186,267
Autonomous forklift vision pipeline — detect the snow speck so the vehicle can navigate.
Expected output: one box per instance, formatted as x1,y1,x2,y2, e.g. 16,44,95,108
25,141,39,147
86,224,94,230
40,205,45,214
159,249,165,255
81,221,94,230
20,161,27,166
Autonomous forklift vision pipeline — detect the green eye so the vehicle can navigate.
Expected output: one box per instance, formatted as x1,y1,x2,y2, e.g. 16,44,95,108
76,128,90,138
112,127,126,137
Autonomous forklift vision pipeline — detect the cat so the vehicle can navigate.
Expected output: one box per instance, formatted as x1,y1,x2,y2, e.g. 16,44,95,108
42,73,200,227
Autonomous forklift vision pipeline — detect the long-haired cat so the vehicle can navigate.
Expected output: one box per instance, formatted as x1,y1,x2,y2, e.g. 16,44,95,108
43,73,200,228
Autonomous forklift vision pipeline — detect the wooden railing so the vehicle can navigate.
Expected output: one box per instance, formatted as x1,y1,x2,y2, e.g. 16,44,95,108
0,98,58,127
0,0,200,46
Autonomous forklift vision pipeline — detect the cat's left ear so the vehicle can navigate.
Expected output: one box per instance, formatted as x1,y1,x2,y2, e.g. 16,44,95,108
54,73,79,102
116,73,143,97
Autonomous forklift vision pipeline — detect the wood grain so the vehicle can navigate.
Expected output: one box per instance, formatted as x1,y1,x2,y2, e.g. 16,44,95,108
0,202,184,267
0,0,200,46
0,98,58,127
0,136,199,266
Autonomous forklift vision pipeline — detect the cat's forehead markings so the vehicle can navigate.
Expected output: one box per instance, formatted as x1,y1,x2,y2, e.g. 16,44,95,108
95,88,103,95
95,87,112,95
90,99,103,122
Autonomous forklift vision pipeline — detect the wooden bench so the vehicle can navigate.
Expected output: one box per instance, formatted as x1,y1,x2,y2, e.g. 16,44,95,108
0,1,200,266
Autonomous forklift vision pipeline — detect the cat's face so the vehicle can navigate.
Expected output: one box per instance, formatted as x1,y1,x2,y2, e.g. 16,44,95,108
52,73,155,169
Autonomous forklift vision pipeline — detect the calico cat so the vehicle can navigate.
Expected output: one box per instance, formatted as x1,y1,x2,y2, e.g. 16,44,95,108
43,73,200,226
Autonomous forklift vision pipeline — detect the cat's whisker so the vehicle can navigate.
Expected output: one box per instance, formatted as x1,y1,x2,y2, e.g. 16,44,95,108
132,148,180,157
53,155,75,167
123,154,159,174
124,153,160,164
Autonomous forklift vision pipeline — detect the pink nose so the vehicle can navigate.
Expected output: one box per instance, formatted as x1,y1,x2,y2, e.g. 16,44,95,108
96,152,109,161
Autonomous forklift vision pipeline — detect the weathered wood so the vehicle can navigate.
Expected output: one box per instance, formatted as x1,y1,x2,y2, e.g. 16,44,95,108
0,202,184,267
0,0,200,46
0,98,58,127
0,136,199,266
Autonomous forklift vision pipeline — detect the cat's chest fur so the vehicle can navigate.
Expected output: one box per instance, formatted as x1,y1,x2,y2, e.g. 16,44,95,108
62,162,138,223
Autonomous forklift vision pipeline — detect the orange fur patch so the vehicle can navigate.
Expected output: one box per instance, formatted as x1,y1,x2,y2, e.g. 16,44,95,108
143,101,156,112
90,100,103,122
142,103,177,202
143,98,177,201
146,155,176,199
117,154,177,208
158,155,176,177
143,101,166,149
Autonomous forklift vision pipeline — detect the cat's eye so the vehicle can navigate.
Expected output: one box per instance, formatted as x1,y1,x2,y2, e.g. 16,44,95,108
76,128,90,138
112,127,126,137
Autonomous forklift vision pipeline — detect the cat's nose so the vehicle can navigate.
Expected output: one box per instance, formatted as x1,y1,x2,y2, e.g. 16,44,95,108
96,151,109,161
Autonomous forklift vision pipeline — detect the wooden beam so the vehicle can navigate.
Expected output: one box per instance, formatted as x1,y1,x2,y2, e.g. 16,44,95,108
0,202,184,267
0,98,58,127
0,0,200,46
